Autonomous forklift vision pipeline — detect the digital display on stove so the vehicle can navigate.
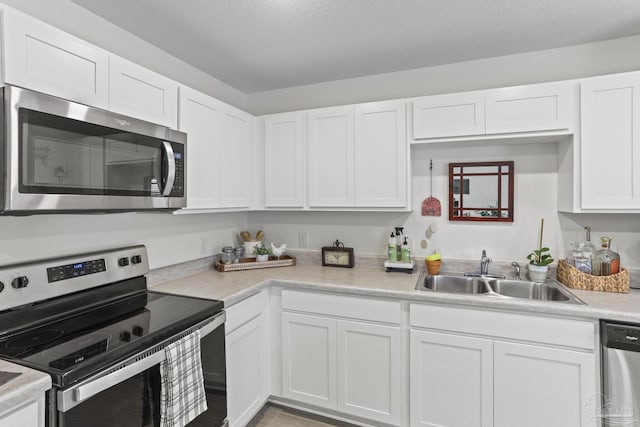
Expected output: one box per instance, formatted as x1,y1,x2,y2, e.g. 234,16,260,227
47,258,106,283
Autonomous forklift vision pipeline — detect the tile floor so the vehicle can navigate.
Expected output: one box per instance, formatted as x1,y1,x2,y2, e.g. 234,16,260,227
247,404,357,427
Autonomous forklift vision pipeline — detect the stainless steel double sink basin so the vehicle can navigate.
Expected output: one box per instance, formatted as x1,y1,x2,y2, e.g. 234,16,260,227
416,272,584,304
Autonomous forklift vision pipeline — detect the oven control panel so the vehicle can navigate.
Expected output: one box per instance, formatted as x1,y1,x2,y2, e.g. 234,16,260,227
0,245,149,312
47,259,107,283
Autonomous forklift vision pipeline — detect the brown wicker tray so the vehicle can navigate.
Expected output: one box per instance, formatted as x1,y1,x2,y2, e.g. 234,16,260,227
556,259,629,293
214,255,296,272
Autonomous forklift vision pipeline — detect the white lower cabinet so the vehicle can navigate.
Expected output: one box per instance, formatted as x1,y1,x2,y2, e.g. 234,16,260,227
410,330,493,427
280,290,403,425
225,292,269,427
410,304,597,427
494,341,596,427
0,399,41,427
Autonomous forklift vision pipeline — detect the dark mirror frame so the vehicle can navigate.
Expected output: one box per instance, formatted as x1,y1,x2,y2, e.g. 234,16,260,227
448,161,514,222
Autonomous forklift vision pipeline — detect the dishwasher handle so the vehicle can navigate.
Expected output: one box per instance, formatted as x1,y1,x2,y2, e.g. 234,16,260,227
602,321,640,352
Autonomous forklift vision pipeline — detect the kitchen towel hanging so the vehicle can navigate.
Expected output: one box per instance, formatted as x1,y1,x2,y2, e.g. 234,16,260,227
422,159,441,216
160,330,208,427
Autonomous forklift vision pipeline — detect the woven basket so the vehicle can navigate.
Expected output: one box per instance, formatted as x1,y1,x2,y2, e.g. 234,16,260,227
556,259,629,293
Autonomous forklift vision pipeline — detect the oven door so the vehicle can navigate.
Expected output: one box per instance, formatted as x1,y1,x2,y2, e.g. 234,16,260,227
53,313,226,427
2,85,186,213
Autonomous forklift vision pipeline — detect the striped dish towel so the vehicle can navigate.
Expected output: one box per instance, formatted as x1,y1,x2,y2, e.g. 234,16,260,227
160,330,208,427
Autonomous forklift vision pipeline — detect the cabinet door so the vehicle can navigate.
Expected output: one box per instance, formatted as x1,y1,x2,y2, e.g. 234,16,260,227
2,7,109,109
226,314,269,427
485,82,573,134
109,56,178,128
308,106,355,207
178,87,223,209
0,399,40,427
337,320,402,425
354,101,407,208
494,341,597,427
282,312,337,409
581,74,640,209
410,330,493,427
219,108,253,208
413,93,485,139
264,113,305,208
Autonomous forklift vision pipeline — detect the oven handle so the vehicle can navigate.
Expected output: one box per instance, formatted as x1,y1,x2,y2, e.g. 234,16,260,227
161,141,176,196
58,311,225,412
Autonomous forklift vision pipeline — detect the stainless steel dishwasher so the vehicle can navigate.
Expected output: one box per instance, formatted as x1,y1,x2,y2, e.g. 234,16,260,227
601,320,640,426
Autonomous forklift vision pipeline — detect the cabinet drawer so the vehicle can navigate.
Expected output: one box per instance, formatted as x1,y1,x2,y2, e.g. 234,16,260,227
410,304,595,351
282,290,401,324
226,291,268,334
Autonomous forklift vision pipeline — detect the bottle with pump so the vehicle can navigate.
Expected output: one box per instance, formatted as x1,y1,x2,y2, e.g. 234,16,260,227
394,227,404,262
401,237,411,262
387,232,397,262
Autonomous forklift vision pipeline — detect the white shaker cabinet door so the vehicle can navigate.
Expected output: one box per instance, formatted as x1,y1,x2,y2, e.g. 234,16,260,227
354,101,407,208
218,108,253,209
2,7,109,109
413,92,485,139
494,341,597,427
0,399,41,427
410,330,493,427
581,73,640,209
226,314,269,427
281,312,337,409
178,87,223,209
337,320,402,425
485,82,574,134
109,56,178,128
264,113,305,208
307,106,355,207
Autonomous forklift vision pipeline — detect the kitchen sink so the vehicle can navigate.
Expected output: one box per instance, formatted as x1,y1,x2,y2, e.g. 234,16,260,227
416,273,584,304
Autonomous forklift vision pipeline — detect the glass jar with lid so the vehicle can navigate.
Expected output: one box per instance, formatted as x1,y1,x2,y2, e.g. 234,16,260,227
220,246,235,264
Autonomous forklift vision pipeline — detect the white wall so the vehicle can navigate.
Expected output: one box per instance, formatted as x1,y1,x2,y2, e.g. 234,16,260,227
0,212,247,269
246,35,640,115
0,0,247,109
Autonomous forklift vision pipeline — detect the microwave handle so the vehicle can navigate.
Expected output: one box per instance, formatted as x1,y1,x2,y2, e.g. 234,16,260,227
161,141,176,196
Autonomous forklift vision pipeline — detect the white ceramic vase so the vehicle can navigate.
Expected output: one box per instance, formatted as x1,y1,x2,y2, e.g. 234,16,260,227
528,264,549,282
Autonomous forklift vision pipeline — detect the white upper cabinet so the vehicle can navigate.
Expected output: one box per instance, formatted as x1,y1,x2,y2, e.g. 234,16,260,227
580,73,640,210
264,112,305,208
354,101,407,207
308,106,355,207
109,55,178,128
485,82,573,134
178,86,254,210
218,106,254,208
1,7,109,109
413,92,485,139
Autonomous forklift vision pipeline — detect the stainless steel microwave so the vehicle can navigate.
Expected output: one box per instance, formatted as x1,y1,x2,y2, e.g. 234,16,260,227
0,85,186,214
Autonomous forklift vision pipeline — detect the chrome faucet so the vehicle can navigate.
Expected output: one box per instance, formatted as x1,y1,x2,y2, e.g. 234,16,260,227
480,249,491,275
511,261,521,280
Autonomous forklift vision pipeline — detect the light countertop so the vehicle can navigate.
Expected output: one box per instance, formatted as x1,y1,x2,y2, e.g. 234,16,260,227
0,359,50,417
151,260,640,324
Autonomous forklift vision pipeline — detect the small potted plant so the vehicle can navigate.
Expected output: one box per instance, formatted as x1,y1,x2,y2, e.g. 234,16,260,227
527,218,554,282
253,245,270,262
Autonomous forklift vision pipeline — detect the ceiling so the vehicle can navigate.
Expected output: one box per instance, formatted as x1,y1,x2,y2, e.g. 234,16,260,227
70,0,640,93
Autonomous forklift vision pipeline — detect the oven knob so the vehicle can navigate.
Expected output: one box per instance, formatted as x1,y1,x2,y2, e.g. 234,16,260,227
118,257,130,267
120,331,131,342
131,255,142,265
132,326,144,337
11,276,29,289
0,282,4,292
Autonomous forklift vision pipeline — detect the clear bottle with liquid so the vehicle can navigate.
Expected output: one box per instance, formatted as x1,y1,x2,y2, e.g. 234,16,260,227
401,237,411,263
574,226,596,274
592,236,621,276
387,232,397,262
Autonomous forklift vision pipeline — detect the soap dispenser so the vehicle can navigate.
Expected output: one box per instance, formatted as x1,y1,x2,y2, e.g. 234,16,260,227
387,232,397,262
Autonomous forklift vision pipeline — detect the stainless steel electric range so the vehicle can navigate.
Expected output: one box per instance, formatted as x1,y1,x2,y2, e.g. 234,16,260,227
0,245,227,427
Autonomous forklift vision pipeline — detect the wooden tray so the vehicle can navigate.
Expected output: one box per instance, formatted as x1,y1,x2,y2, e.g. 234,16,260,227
556,259,629,293
215,255,296,272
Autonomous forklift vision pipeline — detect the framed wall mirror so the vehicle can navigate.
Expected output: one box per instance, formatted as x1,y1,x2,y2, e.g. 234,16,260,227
449,161,514,222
